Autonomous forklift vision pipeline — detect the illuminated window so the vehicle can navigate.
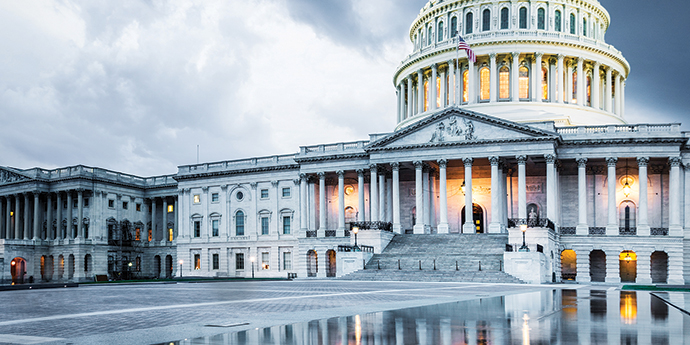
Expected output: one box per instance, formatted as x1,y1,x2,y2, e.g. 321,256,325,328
500,8,509,29
499,65,510,99
135,256,141,272
482,9,490,31
167,204,173,213
465,12,473,34
344,185,354,195
212,254,219,270
462,69,469,102
260,189,269,199
236,211,245,236
194,221,201,237
555,10,562,32
480,67,490,101
572,71,577,103
283,252,292,270
583,18,587,36
261,252,269,270
283,216,291,235
212,219,219,237
451,16,458,37
436,76,442,108
570,14,576,34
168,228,173,241
194,254,200,270
586,75,592,106
135,228,141,241
236,253,245,270
211,193,219,202
519,65,530,99
282,187,291,197
261,217,269,235
193,194,200,203
519,7,527,29
424,79,429,111
542,66,549,100
537,8,545,30
437,21,443,42
148,229,152,241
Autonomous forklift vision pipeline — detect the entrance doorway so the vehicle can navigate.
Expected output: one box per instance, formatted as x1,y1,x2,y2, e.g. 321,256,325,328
619,250,637,283
560,250,576,281
589,250,606,282
461,203,484,233
10,257,27,284
651,251,668,284
326,250,336,277
306,250,317,277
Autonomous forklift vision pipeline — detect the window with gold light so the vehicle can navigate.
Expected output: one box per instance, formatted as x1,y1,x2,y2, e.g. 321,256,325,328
519,65,530,99
499,65,510,99
436,76,442,108
586,74,592,106
542,66,549,100
462,70,469,103
480,66,491,101
424,79,429,111
571,71,577,103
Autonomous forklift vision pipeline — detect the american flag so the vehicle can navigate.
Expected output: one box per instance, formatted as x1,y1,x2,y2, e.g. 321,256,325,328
457,36,476,63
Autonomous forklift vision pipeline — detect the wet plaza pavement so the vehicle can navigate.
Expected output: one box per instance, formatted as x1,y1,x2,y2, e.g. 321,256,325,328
0,281,688,344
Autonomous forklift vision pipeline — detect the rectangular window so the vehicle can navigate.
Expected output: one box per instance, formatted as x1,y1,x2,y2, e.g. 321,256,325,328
283,252,292,271
260,189,269,199
236,253,245,270
212,220,219,237
194,221,201,237
84,198,89,207
261,252,269,270
194,254,200,270
211,193,219,203
73,199,78,208
167,204,174,213
148,229,152,241
135,228,141,241
193,194,200,203
282,187,291,197
212,253,219,270
168,228,173,241
261,217,269,235
282,216,291,235
64,200,68,209
122,201,128,210
136,203,142,212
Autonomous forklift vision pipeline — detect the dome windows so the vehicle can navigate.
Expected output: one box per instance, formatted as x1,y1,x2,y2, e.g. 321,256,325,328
519,7,528,29
462,70,469,103
465,12,473,34
537,8,545,30
480,66,491,101
451,16,458,37
555,10,562,32
519,65,530,100
570,13,576,34
500,8,509,29
542,66,549,101
427,26,433,46
438,21,444,42
499,65,510,100
482,9,491,31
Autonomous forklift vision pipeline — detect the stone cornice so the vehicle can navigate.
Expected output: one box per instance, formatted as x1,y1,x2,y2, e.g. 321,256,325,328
293,153,369,164
561,138,687,147
174,164,299,181
367,137,558,153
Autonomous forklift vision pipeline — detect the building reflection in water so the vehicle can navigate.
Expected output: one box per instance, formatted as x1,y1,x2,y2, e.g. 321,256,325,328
160,289,688,345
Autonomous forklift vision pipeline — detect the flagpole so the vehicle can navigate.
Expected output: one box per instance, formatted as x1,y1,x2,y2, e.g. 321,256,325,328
455,36,459,106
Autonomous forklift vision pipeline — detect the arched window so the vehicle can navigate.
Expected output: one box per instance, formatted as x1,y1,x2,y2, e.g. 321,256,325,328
437,22,444,42
427,26,432,46
436,75,442,108
583,18,587,36
499,65,510,99
500,8,509,29
555,10,562,32
519,7,527,29
542,66,549,101
451,16,458,37
235,210,245,236
619,201,636,231
482,9,491,31
572,71,577,103
424,79,429,111
480,67,490,101
466,12,473,34
537,8,545,30
462,69,469,102
519,65,530,99
570,14,576,34
586,74,592,106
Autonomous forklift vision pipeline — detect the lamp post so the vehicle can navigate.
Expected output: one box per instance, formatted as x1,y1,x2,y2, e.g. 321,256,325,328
352,226,360,251
178,260,183,278
127,262,133,280
519,224,529,252
250,256,256,278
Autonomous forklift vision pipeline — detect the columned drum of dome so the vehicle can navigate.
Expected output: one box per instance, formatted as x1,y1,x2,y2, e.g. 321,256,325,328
394,0,629,130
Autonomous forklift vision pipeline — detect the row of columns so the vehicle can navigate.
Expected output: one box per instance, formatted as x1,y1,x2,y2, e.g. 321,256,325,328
574,156,683,236
396,53,626,123
150,196,177,243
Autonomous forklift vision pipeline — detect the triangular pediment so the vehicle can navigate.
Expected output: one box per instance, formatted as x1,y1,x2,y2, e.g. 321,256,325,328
366,107,558,151
0,167,33,185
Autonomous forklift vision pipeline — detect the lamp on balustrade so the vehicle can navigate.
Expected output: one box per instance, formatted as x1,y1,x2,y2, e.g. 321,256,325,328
519,224,529,252
352,226,360,251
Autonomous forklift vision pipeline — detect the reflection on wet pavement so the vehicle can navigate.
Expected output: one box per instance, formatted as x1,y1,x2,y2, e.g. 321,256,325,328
160,289,690,344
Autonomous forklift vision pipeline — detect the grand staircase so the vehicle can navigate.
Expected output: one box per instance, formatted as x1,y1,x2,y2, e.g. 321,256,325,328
339,233,525,283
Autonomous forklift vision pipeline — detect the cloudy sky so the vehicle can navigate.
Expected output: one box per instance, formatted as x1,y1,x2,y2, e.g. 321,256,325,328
1,0,687,177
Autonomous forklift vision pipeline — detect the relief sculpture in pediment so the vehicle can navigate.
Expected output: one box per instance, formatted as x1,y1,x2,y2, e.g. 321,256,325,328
0,169,30,185
429,116,475,143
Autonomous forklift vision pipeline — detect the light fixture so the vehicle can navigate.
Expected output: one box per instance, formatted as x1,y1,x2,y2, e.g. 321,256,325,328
519,224,529,252
352,226,360,251
460,180,466,195
624,253,632,262
622,159,632,197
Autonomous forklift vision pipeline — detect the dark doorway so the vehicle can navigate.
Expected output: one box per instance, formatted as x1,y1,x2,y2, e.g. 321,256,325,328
461,203,484,233
10,257,27,284
589,250,606,282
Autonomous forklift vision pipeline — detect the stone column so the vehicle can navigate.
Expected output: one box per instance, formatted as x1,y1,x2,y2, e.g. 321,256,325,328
77,189,84,239
151,198,157,241
636,250,652,284
391,163,401,234
417,69,424,114
621,80,626,117
637,157,650,236
437,159,449,233
46,194,53,240
575,248,591,283
511,52,520,102
489,53,497,102
431,63,438,110
605,157,618,235
422,167,430,231
370,165,379,222
379,172,386,222
318,172,327,230
517,155,527,220
592,62,601,109
576,158,589,235
407,76,413,119
13,195,19,239
605,67,613,112
173,196,178,241
534,53,543,102
396,84,402,123
0,197,5,239
489,157,501,233
356,170,365,222
387,176,393,223
566,59,573,103
463,158,474,233
545,154,557,222
576,57,584,106
66,191,73,239
440,68,447,107
300,174,308,231
32,192,39,240
23,193,30,240
669,157,683,236
447,60,455,105
163,197,169,242
468,59,476,104
604,249,621,283
337,171,345,234
413,161,424,234
557,55,564,103
615,73,622,115
56,192,62,239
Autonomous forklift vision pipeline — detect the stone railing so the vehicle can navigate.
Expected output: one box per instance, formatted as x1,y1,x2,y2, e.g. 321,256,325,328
22,165,176,188
325,230,336,237
178,154,296,175
299,140,370,156
556,123,681,136
619,227,637,236
350,221,393,232
560,227,576,235
506,243,544,253
589,227,606,235
306,231,317,238
651,228,669,236
507,218,555,231
337,245,374,253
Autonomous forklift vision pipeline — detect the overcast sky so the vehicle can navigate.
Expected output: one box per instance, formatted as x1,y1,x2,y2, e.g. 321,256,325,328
1,0,688,177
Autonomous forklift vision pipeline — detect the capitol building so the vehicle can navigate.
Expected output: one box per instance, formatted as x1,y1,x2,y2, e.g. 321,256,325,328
0,0,687,286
